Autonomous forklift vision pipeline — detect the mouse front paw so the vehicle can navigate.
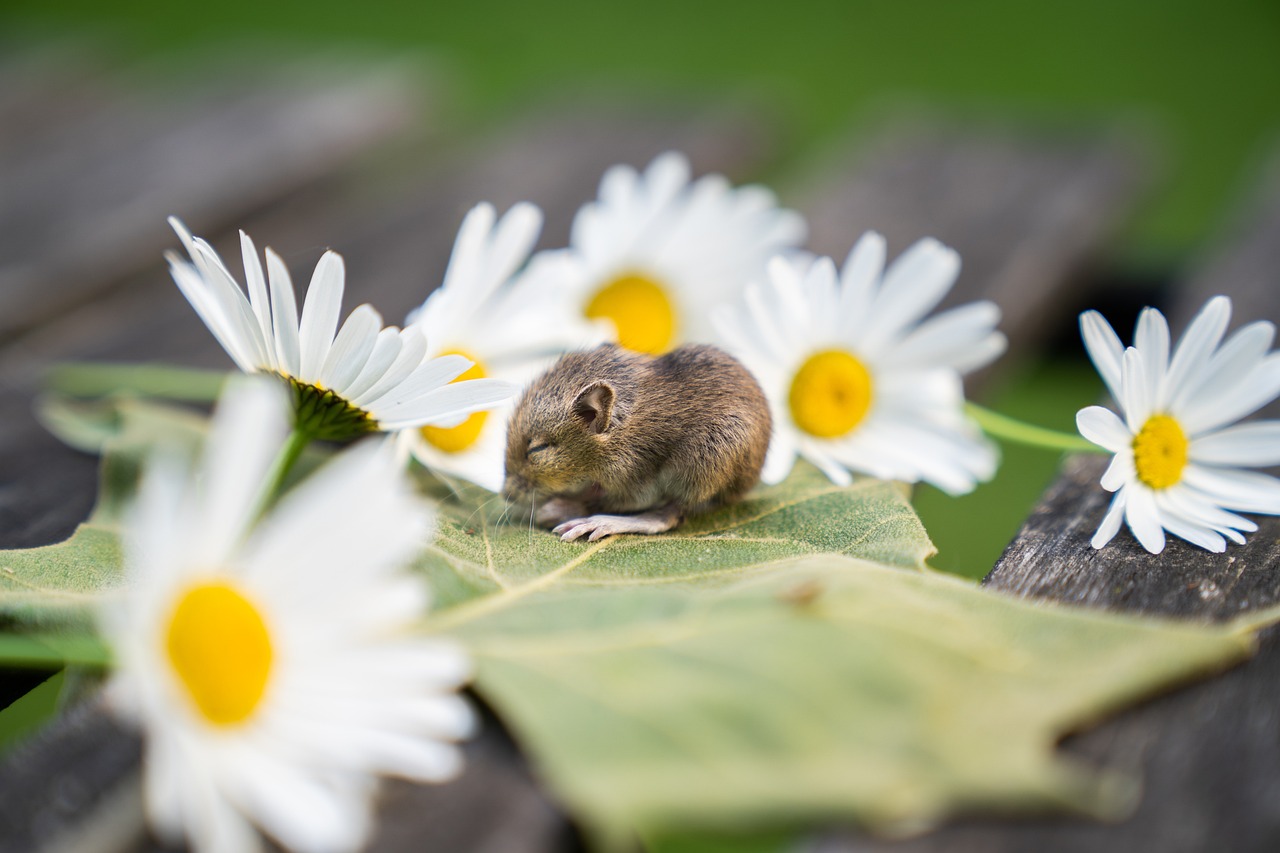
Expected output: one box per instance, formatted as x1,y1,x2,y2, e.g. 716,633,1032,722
553,509,681,542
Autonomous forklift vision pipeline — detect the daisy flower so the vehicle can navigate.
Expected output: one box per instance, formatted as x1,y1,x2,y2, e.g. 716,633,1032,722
524,151,806,355
713,232,1006,495
166,217,516,441
1076,296,1280,553
102,378,474,853
402,202,604,491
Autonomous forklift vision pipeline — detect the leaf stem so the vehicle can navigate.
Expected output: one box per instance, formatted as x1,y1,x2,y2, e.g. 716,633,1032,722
46,362,228,402
0,633,112,670
966,402,1104,454
253,427,312,517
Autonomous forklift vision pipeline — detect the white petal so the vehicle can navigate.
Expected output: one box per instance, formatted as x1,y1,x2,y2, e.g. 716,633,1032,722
1161,484,1257,535
1164,295,1231,401
1134,307,1171,406
799,444,854,487
266,248,302,378
352,328,427,408
344,328,403,403
836,231,886,339
1120,347,1153,431
1180,465,1280,515
1076,406,1132,452
1124,485,1166,553
1080,310,1124,403
377,379,517,429
297,251,345,383
1099,451,1135,492
1157,507,1227,553
1091,490,1126,549
761,427,798,485
192,379,290,563
168,258,259,374
1191,421,1280,466
239,231,276,370
374,354,473,408
243,441,430,593
1172,320,1275,413
1180,353,1280,435
226,749,369,853
863,238,960,350
885,301,1006,374
320,305,381,393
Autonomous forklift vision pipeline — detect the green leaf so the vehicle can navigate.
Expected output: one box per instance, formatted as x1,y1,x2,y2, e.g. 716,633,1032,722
5,391,1268,845
415,462,935,619
442,553,1251,842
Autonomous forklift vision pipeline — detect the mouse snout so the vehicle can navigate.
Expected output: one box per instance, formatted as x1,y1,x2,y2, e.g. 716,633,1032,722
502,471,533,503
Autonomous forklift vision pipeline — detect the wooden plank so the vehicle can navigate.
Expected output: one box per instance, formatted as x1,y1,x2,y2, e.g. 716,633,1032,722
0,50,425,341
811,149,1280,852
794,119,1148,386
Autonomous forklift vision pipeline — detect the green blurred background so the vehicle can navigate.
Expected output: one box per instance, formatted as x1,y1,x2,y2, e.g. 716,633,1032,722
7,0,1279,255
1,0,1277,753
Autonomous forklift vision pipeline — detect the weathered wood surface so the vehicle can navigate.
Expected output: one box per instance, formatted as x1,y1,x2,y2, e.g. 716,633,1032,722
0,48,1166,853
796,119,1148,384
0,51,429,341
814,150,1280,852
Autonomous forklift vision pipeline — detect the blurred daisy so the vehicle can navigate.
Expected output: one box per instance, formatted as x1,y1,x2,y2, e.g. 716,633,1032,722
713,232,1005,495
102,379,475,853
402,202,603,491
166,217,515,441
1076,296,1280,553
525,151,806,355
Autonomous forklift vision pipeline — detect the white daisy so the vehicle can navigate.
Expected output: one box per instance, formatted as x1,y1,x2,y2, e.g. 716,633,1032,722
1076,296,1280,553
102,378,475,853
713,232,1006,495
523,151,806,355
166,217,516,441
401,202,604,491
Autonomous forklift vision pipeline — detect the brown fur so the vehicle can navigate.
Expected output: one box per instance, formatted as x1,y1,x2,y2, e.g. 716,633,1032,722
504,344,772,528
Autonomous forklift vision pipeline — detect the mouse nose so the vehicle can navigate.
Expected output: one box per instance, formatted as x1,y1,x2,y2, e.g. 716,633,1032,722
502,473,528,502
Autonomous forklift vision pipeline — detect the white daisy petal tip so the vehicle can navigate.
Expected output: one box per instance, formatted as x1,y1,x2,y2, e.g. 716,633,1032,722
1081,295,1280,554
99,381,472,853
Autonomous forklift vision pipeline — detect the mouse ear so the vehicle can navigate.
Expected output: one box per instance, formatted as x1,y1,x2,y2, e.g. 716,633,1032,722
572,381,615,435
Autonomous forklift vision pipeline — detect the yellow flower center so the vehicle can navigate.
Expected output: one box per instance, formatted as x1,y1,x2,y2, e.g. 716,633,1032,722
584,273,677,355
420,350,489,453
1132,414,1188,490
789,350,875,438
165,581,273,727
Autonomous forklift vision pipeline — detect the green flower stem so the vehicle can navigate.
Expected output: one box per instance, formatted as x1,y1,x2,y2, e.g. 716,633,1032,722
965,402,1104,454
0,633,112,670
46,362,228,402
254,427,312,518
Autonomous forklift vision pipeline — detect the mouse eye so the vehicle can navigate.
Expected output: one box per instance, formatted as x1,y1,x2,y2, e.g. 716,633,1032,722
527,442,551,455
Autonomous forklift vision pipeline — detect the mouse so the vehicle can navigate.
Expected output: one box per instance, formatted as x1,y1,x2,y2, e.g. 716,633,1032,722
503,343,772,541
